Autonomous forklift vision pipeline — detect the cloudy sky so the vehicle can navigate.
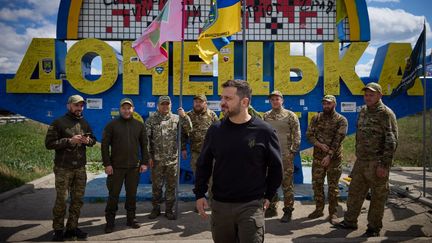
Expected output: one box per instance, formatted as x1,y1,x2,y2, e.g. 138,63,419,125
0,0,431,78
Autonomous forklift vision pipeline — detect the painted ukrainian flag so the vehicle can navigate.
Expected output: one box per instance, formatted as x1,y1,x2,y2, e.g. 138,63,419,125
196,0,241,64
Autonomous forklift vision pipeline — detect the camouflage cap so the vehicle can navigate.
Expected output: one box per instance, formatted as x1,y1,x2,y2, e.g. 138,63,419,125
193,94,207,101
68,95,85,104
120,98,134,107
322,95,336,103
269,90,283,98
362,82,383,94
158,95,171,104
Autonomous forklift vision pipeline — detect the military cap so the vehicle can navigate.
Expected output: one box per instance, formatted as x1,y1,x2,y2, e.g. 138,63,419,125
193,94,207,101
158,96,171,104
120,98,134,107
269,90,283,98
322,95,336,103
68,95,85,104
362,82,383,94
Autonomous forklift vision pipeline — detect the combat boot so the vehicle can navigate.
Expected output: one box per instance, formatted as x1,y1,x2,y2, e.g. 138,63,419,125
104,214,115,233
280,207,293,223
148,205,161,219
165,209,176,220
51,229,64,241
307,209,324,219
63,228,88,239
264,207,278,218
126,211,140,228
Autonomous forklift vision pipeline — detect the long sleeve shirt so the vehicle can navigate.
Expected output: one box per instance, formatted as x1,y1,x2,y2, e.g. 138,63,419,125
194,117,283,203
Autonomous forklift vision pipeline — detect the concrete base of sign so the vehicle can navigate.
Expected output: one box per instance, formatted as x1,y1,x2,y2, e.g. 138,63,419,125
83,167,349,202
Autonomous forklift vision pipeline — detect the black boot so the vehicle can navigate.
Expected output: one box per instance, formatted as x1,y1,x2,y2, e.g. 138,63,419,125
51,230,64,241
104,214,115,233
64,228,88,239
148,205,161,219
280,207,293,223
165,203,176,220
127,211,140,228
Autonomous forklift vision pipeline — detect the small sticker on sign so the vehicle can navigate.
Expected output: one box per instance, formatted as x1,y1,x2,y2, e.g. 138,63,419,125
207,101,221,111
86,98,103,109
201,64,213,73
50,84,62,93
341,102,357,112
147,102,155,108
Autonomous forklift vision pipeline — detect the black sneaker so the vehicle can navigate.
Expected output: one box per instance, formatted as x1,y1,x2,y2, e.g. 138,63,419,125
64,228,88,239
51,230,64,242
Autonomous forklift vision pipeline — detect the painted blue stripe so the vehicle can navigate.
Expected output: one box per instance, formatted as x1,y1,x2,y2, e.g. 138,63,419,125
355,0,371,41
217,0,240,9
56,0,71,40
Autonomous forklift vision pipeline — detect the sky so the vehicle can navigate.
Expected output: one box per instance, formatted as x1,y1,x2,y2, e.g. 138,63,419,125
0,0,431,77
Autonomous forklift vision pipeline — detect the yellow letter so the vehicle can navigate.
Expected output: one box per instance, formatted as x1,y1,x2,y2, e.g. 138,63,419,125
320,41,368,95
274,42,319,95
7,38,64,93
247,42,268,95
122,41,168,95
370,43,423,95
66,38,119,95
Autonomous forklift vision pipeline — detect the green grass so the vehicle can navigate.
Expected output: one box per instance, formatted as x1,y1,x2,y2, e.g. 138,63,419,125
301,111,432,167
0,120,102,193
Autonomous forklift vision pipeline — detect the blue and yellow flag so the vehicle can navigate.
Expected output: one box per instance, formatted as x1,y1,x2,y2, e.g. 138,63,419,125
196,0,241,64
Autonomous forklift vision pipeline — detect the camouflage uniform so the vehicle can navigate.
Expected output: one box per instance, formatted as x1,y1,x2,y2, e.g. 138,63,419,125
146,110,192,211
183,108,218,173
343,99,398,233
306,107,348,216
45,107,96,231
263,107,301,214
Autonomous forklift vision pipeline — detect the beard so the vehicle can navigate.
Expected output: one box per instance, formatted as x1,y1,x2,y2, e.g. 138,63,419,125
193,106,204,113
323,107,333,114
222,103,241,118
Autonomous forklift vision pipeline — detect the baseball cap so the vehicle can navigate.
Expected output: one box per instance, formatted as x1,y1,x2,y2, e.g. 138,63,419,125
362,82,383,94
193,94,207,102
269,90,283,98
68,95,85,104
120,98,134,107
158,96,171,104
322,95,336,103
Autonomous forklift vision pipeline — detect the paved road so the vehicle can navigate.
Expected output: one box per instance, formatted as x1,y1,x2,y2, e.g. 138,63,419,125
0,168,431,242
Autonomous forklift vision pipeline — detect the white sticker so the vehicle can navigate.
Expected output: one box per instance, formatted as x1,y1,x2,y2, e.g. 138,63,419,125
130,56,139,62
201,63,213,73
147,102,155,108
303,106,308,111
220,47,231,54
341,102,357,112
207,100,221,111
299,99,305,106
50,84,62,93
86,98,103,109
265,99,269,104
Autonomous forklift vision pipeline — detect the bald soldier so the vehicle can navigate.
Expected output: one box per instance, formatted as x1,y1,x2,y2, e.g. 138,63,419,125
336,83,398,237
263,90,301,222
306,95,347,224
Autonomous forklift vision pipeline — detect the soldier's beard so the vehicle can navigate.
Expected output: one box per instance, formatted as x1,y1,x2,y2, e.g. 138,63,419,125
193,107,204,113
222,103,241,118
323,107,333,114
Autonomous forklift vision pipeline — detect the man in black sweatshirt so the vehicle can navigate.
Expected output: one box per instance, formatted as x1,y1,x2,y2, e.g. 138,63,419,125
101,98,149,233
194,80,283,243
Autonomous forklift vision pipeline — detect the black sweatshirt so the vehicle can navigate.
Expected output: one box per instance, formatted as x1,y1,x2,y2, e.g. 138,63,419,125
194,116,283,203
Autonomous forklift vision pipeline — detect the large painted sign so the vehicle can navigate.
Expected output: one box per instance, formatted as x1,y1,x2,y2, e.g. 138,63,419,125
0,0,430,185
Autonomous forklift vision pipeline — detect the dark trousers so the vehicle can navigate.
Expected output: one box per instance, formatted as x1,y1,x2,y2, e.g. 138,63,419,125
211,199,265,243
105,167,140,222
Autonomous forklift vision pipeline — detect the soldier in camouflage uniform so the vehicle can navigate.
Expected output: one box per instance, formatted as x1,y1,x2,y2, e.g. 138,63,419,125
336,83,398,237
45,95,96,241
146,96,192,220
306,95,348,224
263,90,301,222
182,94,218,174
